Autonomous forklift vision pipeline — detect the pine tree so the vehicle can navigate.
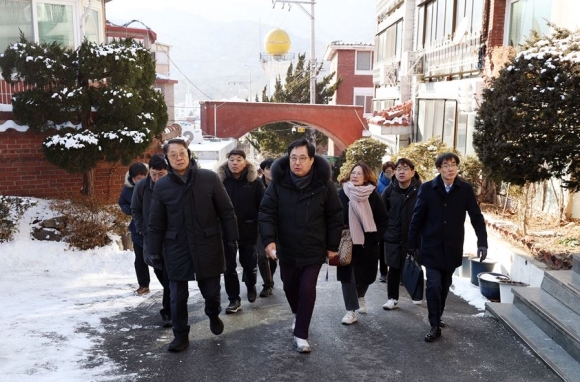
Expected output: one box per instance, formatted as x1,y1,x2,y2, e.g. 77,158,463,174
474,27,580,191
0,35,167,195
247,53,341,155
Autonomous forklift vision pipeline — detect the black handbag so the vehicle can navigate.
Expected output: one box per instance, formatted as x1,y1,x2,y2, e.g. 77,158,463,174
402,254,424,300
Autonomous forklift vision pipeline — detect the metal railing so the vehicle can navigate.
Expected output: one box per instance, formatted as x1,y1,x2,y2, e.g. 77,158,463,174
422,33,481,78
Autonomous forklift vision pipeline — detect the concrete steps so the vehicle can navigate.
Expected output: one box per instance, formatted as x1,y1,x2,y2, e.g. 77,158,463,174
486,254,580,382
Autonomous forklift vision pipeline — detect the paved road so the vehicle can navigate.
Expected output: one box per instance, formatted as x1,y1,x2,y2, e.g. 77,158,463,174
93,265,560,382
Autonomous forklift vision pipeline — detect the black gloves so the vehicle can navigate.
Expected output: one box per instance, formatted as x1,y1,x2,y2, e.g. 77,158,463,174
226,241,238,255
408,248,421,264
478,247,488,262
149,253,163,270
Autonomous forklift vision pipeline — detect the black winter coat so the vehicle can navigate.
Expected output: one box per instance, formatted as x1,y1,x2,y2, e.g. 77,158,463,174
216,161,264,246
131,175,160,266
258,155,343,268
118,173,143,247
337,189,388,285
408,175,487,271
147,161,238,281
382,174,421,269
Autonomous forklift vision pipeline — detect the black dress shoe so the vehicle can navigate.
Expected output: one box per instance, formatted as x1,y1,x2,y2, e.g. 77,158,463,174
259,286,273,297
168,336,189,352
424,327,441,342
161,314,173,328
209,316,224,335
247,285,257,303
439,320,446,328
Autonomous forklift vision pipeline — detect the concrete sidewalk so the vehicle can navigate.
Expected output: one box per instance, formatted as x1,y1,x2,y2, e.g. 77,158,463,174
95,263,560,382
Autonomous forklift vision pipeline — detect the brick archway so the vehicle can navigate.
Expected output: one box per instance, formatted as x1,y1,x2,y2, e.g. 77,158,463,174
199,101,367,151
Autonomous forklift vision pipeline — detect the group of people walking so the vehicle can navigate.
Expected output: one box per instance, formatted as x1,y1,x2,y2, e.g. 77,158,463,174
118,137,487,353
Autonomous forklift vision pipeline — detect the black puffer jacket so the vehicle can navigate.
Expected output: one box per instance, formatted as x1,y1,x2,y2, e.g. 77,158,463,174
216,161,264,246
382,174,421,269
147,161,238,281
258,155,344,267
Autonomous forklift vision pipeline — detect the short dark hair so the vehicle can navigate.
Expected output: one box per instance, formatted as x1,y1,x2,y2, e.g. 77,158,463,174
435,152,460,168
163,138,189,154
129,162,148,179
395,158,415,170
227,149,246,159
149,154,167,171
383,161,396,171
260,158,275,170
288,138,315,158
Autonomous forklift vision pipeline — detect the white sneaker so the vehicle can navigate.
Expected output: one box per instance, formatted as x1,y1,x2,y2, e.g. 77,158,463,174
412,300,423,305
341,311,357,325
357,297,367,314
291,313,296,331
382,299,398,310
294,336,311,353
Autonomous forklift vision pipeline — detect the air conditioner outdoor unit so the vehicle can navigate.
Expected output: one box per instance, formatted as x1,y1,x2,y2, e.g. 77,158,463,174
182,126,203,144
401,51,424,76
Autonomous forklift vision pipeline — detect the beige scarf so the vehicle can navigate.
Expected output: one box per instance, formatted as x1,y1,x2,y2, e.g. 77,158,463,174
343,181,377,245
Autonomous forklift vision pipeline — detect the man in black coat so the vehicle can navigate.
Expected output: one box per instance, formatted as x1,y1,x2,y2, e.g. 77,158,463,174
408,152,487,343
147,139,238,352
216,149,264,313
382,158,422,310
259,139,343,353
256,158,277,298
131,154,172,328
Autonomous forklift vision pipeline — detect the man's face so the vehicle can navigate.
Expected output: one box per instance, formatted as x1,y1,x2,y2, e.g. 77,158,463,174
438,158,459,184
166,143,190,175
149,168,168,183
132,174,146,184
289,146,313,177
395,164,415,186
263,167,272,182
384,167,395,179
227,154,247,177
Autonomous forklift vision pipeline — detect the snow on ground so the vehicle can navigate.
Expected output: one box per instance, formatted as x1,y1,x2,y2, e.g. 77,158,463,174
0,198,490,381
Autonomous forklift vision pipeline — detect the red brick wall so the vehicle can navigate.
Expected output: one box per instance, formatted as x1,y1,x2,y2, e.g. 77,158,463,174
0,129,162,202
488,0,507,48
335,50,374,106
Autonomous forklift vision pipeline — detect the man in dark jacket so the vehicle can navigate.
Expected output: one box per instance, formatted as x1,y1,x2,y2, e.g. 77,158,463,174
259,139,343,353
147,139,238,352
216,149,264,313
381,158,422,310
257,158,277,297
408,152,487,343
131,154,171,328
118,162,149,295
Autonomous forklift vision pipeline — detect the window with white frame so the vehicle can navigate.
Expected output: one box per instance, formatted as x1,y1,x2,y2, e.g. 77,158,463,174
0,0,34,50
37,2,75,48
376,19,403,64
355,51,372,73
354,88,374,114
83,7,100,44
507,0,552,47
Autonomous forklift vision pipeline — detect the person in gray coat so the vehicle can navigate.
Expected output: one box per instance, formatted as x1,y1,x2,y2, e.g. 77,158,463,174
408,152,487,343
147,139,238,352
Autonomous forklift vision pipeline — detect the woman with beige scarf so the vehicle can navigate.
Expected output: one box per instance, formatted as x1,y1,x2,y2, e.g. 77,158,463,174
337,162,388,325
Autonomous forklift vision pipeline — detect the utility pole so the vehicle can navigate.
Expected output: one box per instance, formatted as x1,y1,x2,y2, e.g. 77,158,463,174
272,0,317,145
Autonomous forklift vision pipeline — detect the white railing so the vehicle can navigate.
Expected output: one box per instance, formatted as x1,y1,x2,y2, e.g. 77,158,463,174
422,33,481,78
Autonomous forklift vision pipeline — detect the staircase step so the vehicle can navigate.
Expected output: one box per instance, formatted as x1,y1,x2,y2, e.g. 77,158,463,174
513,287,580,362
486,302,580,382
542,270,580,315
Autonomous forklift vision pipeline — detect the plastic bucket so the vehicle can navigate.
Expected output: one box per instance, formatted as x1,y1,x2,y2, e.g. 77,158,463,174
477,272,508,301
499,280,529,303
470,258,497,286
454,255,472,277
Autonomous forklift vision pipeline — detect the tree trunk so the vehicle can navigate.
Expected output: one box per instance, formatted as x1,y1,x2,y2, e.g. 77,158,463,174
81,168,95,196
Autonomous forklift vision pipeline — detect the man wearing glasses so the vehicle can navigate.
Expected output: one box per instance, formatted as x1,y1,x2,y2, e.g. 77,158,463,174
408,152,487,343
259,138,343,353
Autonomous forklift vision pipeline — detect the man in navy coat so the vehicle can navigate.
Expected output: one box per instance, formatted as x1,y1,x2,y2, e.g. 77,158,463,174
408,152,487,342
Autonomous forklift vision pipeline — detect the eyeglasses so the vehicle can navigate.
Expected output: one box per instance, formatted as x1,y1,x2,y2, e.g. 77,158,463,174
290,156,310,164
441,163,458,170
168,151,188,160
350,171,364,176
396,166,412,172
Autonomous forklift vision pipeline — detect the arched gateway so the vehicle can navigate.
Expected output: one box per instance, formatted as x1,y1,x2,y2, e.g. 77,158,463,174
199,101,367,151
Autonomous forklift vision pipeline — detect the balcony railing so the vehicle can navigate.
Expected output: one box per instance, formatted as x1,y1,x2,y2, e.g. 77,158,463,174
422,33,481,78
0,79,33,106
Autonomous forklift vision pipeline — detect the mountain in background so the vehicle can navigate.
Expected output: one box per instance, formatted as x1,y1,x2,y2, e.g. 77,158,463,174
108,7,375,108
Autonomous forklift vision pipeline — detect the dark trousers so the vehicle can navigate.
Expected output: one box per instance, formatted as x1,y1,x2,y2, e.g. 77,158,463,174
224,243,257,302
134,244,150,287
341,265,369,311
169,276,221,339
153,264,171,318
279,261,322,340
379,240,388,276
257,237,277,288
425,267,453,328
